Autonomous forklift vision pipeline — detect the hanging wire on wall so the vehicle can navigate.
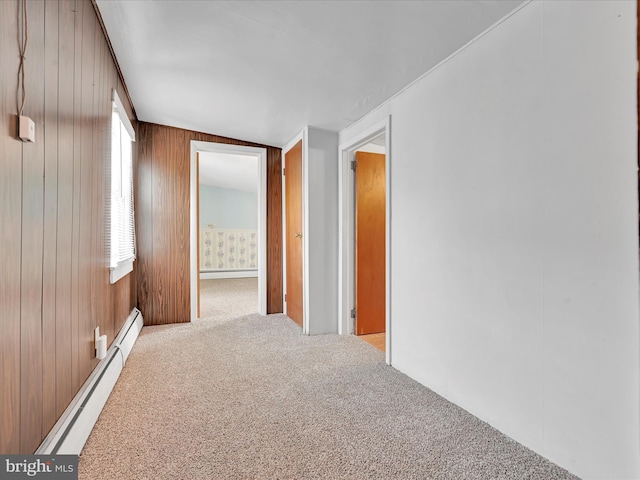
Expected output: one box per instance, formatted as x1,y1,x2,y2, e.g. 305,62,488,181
17,0,28,116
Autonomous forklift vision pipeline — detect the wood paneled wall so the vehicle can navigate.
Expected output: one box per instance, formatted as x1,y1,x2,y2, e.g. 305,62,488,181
267,147,284,313
136,123,283,325
0,0,137,454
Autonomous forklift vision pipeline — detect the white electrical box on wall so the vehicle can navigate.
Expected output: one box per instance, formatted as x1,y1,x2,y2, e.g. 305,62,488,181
19,115,35,142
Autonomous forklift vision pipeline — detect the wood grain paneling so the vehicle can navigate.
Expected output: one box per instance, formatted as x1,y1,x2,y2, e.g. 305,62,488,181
89,20,112,355
136,122,153,320
174,130,190,321
96,31,110,343
55,0,76,419
42,0,60,436
77,0,96,384
70,0,84,396
137,123,283,325
0,0,137,453
0,0,23,455
150,126,190,323
267,147,283,313
20,0,46,454
151,125,172,322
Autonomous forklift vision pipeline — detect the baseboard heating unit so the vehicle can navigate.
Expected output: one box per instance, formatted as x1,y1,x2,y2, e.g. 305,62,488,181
36,308,144,455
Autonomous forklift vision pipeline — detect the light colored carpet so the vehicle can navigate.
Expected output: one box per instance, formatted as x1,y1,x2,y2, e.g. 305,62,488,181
199,277,258,320
78,314,578,479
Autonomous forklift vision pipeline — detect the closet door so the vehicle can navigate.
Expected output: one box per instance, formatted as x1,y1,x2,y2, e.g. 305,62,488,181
285,140,303,327
355,151,386,335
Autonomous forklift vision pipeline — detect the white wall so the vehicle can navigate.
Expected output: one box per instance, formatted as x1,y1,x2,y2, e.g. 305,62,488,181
306,127,339,334
357,142,385,155
282,127,339,334
199,185,258,230
338,1,639,478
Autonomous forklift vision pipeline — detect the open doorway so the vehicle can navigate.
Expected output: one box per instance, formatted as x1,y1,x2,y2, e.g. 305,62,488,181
353,140,386,352
283,139,304,329
338,117,391,364
189,141,268,321
198,151,259,319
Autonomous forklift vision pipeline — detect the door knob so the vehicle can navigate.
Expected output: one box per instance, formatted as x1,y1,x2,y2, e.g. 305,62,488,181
295,232,302,238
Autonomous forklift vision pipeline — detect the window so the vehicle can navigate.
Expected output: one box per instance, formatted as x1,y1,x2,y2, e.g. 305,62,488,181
110,90,136,284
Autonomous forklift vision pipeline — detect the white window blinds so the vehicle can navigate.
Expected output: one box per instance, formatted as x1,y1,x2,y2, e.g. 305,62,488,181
109,90,136,284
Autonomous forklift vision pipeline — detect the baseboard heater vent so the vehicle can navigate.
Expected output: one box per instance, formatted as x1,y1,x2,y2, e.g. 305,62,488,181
36,308,144,455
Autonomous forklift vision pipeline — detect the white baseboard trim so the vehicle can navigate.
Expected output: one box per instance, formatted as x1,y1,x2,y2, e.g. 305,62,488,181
200,270,258,280
35,308,144,455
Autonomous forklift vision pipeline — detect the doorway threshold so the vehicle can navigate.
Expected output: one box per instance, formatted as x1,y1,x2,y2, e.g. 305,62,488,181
358,332,386,353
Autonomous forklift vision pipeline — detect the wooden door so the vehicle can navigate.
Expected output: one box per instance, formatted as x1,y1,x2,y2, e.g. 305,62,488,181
355,151,386,335
285,140,303,327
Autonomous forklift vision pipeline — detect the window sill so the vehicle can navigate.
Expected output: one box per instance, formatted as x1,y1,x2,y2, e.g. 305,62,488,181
110,260,134,284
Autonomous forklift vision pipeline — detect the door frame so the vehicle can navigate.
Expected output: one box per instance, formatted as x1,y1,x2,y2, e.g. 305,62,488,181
189,140,268,321
338,116,391,364
282,128,309,334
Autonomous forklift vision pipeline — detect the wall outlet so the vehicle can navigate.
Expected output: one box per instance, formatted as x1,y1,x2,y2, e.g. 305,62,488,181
94,326,107,360
18,115,35,142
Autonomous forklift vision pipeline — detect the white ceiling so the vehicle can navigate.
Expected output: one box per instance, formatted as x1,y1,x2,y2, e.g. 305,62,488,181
199,152,258,193
96,0,525,148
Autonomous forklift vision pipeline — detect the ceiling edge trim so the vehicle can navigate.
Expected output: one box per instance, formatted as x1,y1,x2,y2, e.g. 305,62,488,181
91,0,138,121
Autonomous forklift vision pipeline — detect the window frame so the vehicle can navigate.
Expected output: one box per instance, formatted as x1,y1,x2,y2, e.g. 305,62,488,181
109,89,136,284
